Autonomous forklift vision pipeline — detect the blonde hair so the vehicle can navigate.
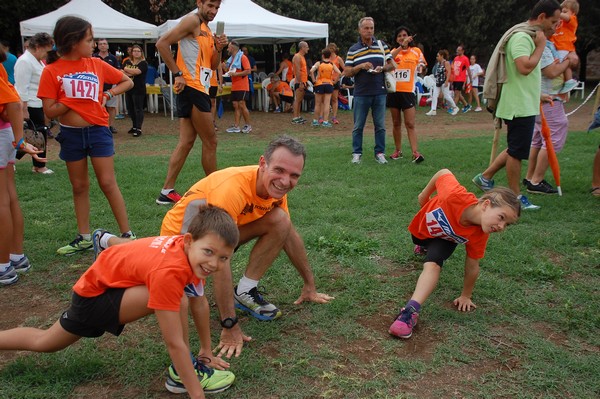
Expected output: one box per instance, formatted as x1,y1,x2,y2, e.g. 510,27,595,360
561,0,579,14
479,187,521,218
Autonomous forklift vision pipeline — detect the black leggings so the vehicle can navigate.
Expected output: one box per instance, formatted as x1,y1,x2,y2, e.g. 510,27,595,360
412,235,458,267
28,107,47,168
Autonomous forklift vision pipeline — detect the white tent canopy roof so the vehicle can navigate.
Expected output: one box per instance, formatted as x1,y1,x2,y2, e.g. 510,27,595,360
158,0,328,44
20,0,158,39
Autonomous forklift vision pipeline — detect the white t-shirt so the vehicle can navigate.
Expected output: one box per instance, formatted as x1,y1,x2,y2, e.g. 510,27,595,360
469,63,484,87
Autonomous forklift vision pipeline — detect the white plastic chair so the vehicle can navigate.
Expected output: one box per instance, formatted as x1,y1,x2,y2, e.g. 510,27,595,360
261,77,271,112
289,78,313,111
572,81,585,99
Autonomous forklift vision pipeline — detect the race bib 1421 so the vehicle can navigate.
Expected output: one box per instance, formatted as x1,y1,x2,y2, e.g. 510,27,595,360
62,73,100,102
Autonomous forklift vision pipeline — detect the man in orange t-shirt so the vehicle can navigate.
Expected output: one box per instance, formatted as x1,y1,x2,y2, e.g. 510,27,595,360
162,136,334,325
224,40,252,133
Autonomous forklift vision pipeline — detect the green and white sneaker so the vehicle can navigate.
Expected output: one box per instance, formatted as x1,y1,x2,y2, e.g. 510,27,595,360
165,356,235,394
57,234,93,255
234,285,282,321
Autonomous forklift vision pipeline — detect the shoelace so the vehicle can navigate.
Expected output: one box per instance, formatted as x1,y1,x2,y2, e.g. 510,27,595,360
398,306,417,324
69,235,85,246
248,287,270,305
195,356,215,378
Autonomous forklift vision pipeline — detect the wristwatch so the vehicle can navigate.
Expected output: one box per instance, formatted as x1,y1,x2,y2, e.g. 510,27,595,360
173,71,183,78
220,316,238,329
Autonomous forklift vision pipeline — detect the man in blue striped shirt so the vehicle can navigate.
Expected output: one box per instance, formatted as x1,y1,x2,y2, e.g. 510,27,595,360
343,17,394,165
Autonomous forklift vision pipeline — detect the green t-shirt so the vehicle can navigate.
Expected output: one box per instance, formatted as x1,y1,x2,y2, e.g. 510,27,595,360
495,32,541,120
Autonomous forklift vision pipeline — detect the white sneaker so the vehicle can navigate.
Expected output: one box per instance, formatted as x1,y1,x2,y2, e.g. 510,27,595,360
351,153,361,164
425,110,436,116
226,125,241,133
474,107,482,112
450,107,459,116
241,125,252,134
375,153,387,164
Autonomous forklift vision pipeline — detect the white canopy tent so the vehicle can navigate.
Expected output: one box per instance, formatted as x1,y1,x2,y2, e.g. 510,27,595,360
157,0,328,44
20,0,158,40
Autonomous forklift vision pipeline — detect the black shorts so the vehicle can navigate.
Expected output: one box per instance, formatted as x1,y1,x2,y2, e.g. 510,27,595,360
333,81,341,90
412,236,458,267
505,116,536,160
209,85,218,99
294,82,307,91
452,81,465,91
387,92,415,110
176,86,211,118
60,289,126,338
280,94,294,104
231,90,248,102
314,84,334,94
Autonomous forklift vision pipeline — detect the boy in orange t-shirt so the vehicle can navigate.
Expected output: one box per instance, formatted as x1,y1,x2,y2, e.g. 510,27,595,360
0,206,239,398
550,0,580,91
389,170,521,339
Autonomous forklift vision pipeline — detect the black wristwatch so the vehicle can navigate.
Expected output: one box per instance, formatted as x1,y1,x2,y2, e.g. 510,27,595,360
173,71,183,78
220,316,238,329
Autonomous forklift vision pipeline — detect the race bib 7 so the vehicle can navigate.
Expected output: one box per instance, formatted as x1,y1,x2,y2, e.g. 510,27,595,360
200,67,212,89
62,73,100,102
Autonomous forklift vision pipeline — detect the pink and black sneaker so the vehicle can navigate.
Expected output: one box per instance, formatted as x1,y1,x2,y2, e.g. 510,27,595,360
389,306,419,339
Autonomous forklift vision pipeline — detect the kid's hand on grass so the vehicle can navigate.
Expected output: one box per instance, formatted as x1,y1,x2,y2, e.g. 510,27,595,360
453,296,477,312
215,326,252,358
294,287,335,305
198,349,230,370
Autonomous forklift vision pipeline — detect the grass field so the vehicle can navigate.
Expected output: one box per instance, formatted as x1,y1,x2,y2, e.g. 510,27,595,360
0,115,599,398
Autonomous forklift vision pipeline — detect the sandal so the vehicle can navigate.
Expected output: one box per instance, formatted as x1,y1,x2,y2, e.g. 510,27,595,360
591,187,600,197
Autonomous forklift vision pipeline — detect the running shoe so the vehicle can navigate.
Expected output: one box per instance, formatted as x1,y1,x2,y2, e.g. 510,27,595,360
241,125,252,134
57,235,93,256
375,153,388,164
390,150,403,160
351,153,362,164
389,306,419,339
165,355,235,394
156,190,182,205
10,256,31,273
226,125,241,133
519,194,540,210
472,173,495,191
234,286,282,321
0,265,18,286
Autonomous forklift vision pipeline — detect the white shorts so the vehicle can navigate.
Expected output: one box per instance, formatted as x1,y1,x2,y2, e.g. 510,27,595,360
0,126,17,169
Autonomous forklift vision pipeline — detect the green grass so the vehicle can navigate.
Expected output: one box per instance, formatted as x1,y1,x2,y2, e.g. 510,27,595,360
0,122,599,398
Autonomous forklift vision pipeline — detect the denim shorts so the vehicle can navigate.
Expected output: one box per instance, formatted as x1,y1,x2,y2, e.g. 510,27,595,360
56,125,114,162
0,126,16,169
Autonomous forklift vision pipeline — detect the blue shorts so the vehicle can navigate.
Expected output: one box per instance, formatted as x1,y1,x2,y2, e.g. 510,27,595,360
505,116,536,160
56,125,114,162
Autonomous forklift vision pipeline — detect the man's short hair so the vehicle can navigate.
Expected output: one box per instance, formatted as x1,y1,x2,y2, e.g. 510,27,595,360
230,40,239,48
530,0,561,19
264,135,306,164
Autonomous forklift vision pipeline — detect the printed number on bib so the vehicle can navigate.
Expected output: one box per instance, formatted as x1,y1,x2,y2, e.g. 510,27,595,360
200,67,212,89
393,69,411,82
62,73,100,102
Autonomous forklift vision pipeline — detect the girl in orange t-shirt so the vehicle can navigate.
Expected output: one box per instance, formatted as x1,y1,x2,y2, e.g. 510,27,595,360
389,169,521,339
0,48,45,286
37,16,135,256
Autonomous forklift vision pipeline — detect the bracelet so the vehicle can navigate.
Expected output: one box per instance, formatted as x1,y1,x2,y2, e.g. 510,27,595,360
103,91,113,99
12,138,26,149
109,89,116,97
